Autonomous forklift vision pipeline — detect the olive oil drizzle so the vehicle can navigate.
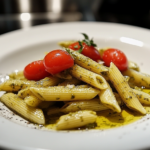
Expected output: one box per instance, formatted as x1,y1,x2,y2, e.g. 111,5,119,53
45,106,150,130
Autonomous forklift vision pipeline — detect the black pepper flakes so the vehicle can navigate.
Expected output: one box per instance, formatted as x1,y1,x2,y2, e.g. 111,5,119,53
71,94,75,99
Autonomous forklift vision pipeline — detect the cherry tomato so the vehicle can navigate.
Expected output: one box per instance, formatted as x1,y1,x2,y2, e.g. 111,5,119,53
102,48,128,71
68,42,101,62
24,60,50,80
68,42,81,50
44,50,74,74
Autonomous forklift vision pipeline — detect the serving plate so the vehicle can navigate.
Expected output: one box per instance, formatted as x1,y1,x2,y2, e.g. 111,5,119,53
0,22,150,150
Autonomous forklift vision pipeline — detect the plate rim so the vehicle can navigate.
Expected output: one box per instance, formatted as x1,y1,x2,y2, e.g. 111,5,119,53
0,21,150,150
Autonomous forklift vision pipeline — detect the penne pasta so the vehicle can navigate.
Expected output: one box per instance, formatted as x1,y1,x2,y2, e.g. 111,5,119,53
128,61,140,71
18,76,62,98
0,76,62,93
24,95,42,107
18,88,55,108
0,93,45,124
18,87,43,108
133,89,150,105
0,79,36,92
109,63,146,114
99,83,121,113
30,86,100,101
70,64,108,90
34,76,62,87
65,48,108,73
114,92,123,103
122,69,150,88
55,110,97,130
60,96,123,114
58,41,74,48
18,87,32,98
9,71,27,80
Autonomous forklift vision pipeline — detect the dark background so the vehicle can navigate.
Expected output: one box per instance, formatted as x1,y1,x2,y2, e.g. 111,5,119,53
1,0,150,35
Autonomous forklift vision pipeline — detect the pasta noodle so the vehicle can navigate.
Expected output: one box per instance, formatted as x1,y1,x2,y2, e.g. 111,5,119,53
35,76,62,87
99,83,121,113
0,76,62,92
24,95,42,107
109,62,146,114
122,69,150,88
66,48,108,73
9,71,27,80
58,41,74,48
55,110,97,130
60,95,123,114
128,61,140,71
30,86,100,101
133,89,150,105
70,64,108,90
0,79,36,92
0,93,45,124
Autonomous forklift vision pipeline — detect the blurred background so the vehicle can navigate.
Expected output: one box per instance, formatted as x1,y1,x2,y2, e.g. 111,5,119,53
0,0,150,35
0,1,150,150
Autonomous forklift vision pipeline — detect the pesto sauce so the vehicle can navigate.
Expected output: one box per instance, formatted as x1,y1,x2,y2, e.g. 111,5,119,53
95,106,142,129
45,106,150,130
95,106,150,130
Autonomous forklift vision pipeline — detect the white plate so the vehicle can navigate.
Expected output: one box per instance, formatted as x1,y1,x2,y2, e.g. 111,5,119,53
0,22,150,150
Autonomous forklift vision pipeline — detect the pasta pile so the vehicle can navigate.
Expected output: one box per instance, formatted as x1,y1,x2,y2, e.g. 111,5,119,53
1,46,150,130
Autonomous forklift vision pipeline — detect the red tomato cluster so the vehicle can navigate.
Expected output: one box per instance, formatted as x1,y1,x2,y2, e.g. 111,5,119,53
24,50,74,80
24,33,128,81
69,42,101,62
69,41,128,71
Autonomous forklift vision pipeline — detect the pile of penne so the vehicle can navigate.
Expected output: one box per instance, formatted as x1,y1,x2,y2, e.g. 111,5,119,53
1,47,150,130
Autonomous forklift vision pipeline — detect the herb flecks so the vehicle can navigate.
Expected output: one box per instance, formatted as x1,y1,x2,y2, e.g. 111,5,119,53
65,48,74,59
81,33,97,47
76,41,83,53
